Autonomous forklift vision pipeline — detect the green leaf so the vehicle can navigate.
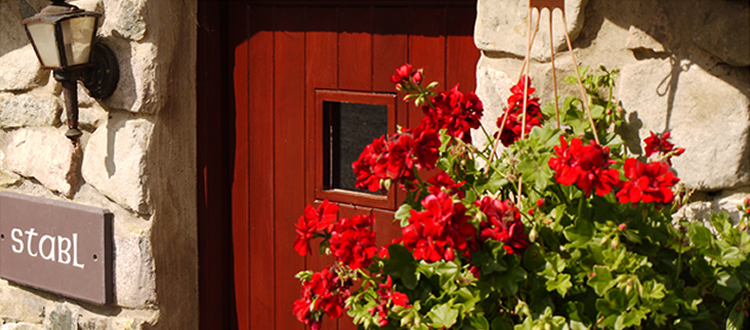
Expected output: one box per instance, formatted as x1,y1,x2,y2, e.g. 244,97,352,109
395,203,413,228
716,271,742,301
384,244,419,290
564,219,594,249
546,273,573,297
727,298,746,330
588,265,615,296
467,314,490,330
427,303,459,329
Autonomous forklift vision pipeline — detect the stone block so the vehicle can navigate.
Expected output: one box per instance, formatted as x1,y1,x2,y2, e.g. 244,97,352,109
99,39,161,114
626,25,667,53
101,0,147,41
475,0,588,61
0,45,46,92
78,105,108,132
618,58,750,191
0,1,29,57
0,170,21,188
1,323,44,330
113,226,156,308
692,0,750,67
0,283,46,324
82,111,153,214
43,303,79,330
472,66,515,150
0,93,61,128
2,128,82,197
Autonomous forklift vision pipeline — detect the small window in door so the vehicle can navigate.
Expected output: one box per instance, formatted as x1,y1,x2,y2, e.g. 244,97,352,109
314,90,397,209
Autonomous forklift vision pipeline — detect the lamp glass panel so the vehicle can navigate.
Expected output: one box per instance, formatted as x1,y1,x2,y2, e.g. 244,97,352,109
60,16,96,67
25,22,61,68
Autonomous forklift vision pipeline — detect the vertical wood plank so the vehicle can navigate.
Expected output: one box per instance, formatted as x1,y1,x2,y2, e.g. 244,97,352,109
229,2,250,329
408,7,446,129
372,209,400,249
339,7,373,91
305,7,339,330
336,204,370,330
274,7,307,330
446,6,480,93
247,5,275,330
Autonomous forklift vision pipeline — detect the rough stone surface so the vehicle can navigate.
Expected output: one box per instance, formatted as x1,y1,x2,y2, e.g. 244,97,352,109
43,303,79,330
692,0,750,67
626,25,667,53
0,45,46,92
472,66,515,150
0,1,29,57
82,111,154,214
0,93,61,128
1,323,43,330
77,105,108,132
2,128,82,196
100,40,161,114
618,58,750,191
101,0,147,41
676,188,750,225
0,170,22,187
0,283,46,324
113,226,157,308
475,0,588,60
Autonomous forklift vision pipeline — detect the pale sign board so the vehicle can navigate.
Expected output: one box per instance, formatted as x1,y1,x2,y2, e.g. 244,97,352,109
0,192,112,305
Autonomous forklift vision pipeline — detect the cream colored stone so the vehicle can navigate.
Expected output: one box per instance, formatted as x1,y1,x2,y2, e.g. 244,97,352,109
2,128,82,197
0,45,46,92
113,226,156,308
0,92,61,128
475,0,588,61
82,111,153,214
692,0,750,67
101,0,147,41
619,58,750,191
0,1,28,57
0,282,46,324
1,323,43,330
0,170,22,187
626,25,667,53
472,66,515,150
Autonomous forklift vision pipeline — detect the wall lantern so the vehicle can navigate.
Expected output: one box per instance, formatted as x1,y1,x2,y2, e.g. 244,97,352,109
22,0,118,142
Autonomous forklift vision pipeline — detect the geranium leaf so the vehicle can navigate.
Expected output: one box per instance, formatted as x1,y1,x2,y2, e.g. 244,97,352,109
588,265,614,296
427,303,459,328
467,314,490,330
727,298,745,330
564,219,594,249
384,244,419,290
716,271,742,301
546,273,572,297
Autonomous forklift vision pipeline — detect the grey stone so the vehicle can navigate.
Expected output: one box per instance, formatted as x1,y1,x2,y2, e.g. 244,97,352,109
475,0,588,61
0,45,46,92
618,58,750,191
43,304,78,330
113,226,156,308
101,0,147,41
472,66,515,151
692,0,750,67
2,128,82,197
82,111,154,214
1,323,44,330
0,93,61,128
99,39,161,114
78,104,108,132
626,25,667,53
0,283,46,324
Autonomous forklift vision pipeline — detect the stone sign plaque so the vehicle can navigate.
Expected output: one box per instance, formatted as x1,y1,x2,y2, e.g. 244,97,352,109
0,192,112,305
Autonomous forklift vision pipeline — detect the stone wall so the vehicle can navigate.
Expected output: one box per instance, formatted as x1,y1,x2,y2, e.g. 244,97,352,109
474,0,750,221
0,0,197,329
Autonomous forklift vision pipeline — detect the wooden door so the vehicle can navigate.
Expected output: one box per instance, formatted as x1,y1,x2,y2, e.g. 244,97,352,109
228,2,479,329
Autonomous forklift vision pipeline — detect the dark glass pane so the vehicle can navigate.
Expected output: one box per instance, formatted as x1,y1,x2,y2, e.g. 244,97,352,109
323,101,388,193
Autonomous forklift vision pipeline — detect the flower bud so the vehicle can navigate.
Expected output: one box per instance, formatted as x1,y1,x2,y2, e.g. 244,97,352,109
618,223,627,231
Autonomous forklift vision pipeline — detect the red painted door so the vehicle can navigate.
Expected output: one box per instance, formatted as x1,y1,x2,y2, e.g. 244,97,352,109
229,2,479,329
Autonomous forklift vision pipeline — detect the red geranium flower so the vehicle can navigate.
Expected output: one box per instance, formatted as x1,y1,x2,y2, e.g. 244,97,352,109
426,170,466,199
330,215,378,270
496,76,544,147
548,136,620,196
369,276,410,327
353,136,388,192
294,200,339,256
401,192,476,263
616,158,680,204
643,131,684,164
476,197,530,255
422,84,484,143
390,64,422,87
294,267,352,329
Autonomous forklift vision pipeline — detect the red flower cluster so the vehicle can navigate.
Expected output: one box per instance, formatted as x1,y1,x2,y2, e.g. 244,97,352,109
293,267,352,330
427,170,466,199
643,131,685,164
352,126,441,192
616,158,679,204
548,136,620,196
294,200,339,256
390,64,422,89
496,76,544,147
422,84,484,143
369,276,410,327
476,197,530,255
330,215,378,270
401,191,476,263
